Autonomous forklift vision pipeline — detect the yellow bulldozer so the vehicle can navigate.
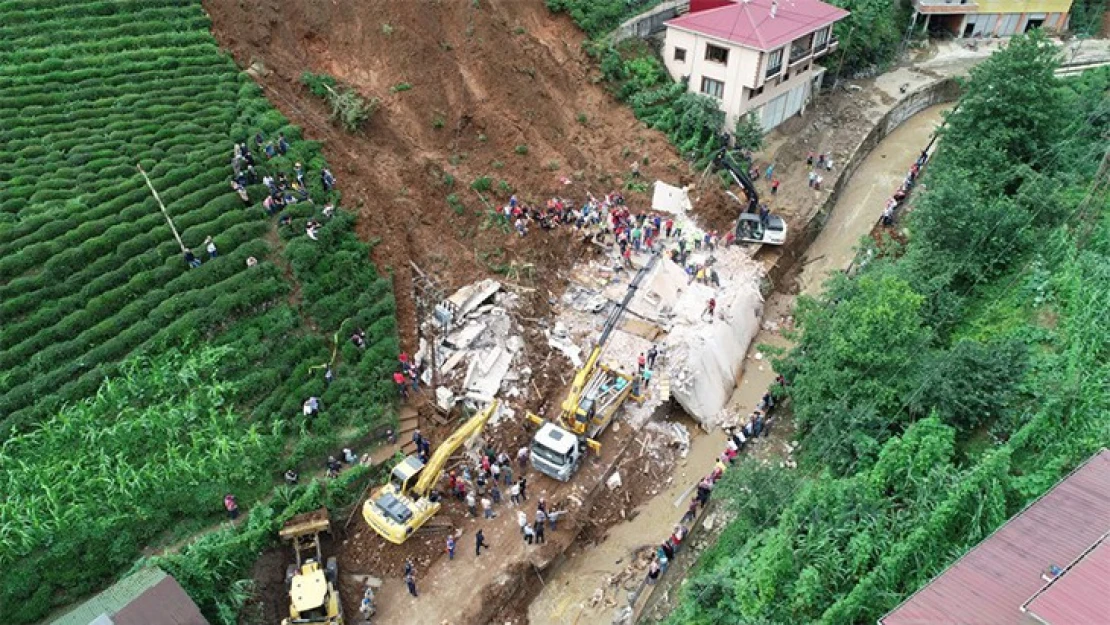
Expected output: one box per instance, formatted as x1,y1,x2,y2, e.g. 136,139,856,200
363,399,500,544
280,508,344,625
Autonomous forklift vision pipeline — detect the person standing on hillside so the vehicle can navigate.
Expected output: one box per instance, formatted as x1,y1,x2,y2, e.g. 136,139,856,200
446,535,456,561
184,248,201,269
404,570,418,597
204,236,218,259
475,529,490,556
223,493,239,520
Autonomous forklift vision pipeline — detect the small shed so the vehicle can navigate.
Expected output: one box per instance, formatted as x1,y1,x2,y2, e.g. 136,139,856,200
51,567,209,625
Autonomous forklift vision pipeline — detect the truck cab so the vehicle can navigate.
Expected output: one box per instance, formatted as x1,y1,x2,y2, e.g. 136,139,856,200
736,213,787,245
531,422,582,481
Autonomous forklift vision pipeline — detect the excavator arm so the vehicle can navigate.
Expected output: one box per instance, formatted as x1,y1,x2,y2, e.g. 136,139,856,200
412,399,499,497
711,147,759,218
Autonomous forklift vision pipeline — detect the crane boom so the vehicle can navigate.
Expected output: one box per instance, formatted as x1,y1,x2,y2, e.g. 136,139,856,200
413,399,499,496
560,254,658,425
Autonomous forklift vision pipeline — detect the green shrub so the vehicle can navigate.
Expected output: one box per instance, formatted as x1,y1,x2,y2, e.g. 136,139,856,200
514,144,529,155
470,176,493,192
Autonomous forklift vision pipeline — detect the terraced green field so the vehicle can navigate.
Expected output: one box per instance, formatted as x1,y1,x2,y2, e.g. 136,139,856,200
0,1,399,620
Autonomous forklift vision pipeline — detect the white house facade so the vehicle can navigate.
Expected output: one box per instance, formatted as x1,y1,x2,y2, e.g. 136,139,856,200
663,0,849,132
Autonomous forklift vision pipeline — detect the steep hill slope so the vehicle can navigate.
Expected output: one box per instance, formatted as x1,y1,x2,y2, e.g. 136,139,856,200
203,0,683,339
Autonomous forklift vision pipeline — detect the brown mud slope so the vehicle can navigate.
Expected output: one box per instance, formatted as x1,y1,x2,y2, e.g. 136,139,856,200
203,0,682,345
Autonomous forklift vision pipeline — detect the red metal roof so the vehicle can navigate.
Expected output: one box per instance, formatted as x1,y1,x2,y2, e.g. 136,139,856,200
880,449,1110,625
1022,535,1110,624
665,0,849,52
112,575,209,625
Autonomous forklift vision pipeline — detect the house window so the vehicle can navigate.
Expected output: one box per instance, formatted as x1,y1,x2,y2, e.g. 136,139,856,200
701,77,725,99
705,44,729,64
814,27,829,49
674,47,687,62
765,48,783,77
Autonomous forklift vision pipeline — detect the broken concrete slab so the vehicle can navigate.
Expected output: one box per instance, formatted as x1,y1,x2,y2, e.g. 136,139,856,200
444,322,486,350
446,279,502,321
651,180,693,215
606,471,623,491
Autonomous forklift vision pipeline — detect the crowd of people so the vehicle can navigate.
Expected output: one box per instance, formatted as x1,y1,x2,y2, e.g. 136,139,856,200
642,375,786,589
881,149,929,226
394,436,568,600
187,135,341,271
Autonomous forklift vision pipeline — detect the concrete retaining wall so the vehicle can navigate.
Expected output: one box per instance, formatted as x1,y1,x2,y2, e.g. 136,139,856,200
613,0,690,42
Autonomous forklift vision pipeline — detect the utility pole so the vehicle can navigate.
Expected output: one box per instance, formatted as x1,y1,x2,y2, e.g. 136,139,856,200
136,164,186,253
409,261,447,393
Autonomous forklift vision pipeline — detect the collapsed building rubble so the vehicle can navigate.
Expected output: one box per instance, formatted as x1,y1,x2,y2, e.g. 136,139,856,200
544,196,765,430
419,279,529,422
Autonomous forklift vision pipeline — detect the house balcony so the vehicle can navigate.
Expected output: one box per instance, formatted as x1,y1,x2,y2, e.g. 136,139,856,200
813,37,838,58
789,45,812,67
912,0,979,14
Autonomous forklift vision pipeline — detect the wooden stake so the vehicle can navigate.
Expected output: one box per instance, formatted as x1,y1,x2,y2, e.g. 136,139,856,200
137,164,186,253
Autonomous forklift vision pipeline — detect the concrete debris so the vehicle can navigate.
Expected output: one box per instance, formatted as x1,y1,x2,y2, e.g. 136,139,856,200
547,332,583,368
444,322,486,350
646,421,691,458
563,284,610,313
425,281,532,403
606,471,623,491
651,181,693,215
446,279,502,322
702,513,716,532
435,386,456,411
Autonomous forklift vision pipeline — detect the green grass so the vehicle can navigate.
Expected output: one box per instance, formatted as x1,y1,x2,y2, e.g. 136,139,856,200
0,2,400,622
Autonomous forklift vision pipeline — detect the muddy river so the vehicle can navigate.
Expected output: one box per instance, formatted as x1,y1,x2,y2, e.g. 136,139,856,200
528,103,952,625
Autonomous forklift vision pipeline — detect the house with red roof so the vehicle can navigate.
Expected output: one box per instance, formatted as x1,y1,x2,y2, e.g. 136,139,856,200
662,0,849,132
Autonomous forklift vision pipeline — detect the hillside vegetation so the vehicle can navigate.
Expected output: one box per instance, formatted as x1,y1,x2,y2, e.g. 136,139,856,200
0,1,398,621
667,32,1110,624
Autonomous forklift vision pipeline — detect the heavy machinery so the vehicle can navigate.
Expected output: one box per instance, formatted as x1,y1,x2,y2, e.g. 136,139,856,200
280,508,344,625
708,145,788,246
362,399,500,544
527,255,658,481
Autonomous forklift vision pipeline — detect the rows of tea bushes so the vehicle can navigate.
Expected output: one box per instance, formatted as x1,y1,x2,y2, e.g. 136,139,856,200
0,1,400,621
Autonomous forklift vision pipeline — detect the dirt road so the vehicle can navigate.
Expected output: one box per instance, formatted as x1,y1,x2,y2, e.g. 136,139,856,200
798,104,951,293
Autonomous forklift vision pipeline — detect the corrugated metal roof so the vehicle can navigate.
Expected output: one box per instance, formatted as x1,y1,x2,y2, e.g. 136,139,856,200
880,449,1110,625
665,0,849,52
1022,535,1110,624
113,577,208,625
52,568,167,625
50,568,208,625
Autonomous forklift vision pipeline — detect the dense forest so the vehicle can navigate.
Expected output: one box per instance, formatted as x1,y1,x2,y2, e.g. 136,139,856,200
666,31,1110,624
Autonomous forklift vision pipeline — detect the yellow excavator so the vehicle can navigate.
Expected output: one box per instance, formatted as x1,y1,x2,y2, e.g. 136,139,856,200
280,508,344,625
363,399,500,544
527,254,658,481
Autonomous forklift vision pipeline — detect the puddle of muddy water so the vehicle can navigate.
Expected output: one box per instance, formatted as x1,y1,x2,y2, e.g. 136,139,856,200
530,104,954,625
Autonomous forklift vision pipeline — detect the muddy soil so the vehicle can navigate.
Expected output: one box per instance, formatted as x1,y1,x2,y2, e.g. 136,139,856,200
203,0,685,347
